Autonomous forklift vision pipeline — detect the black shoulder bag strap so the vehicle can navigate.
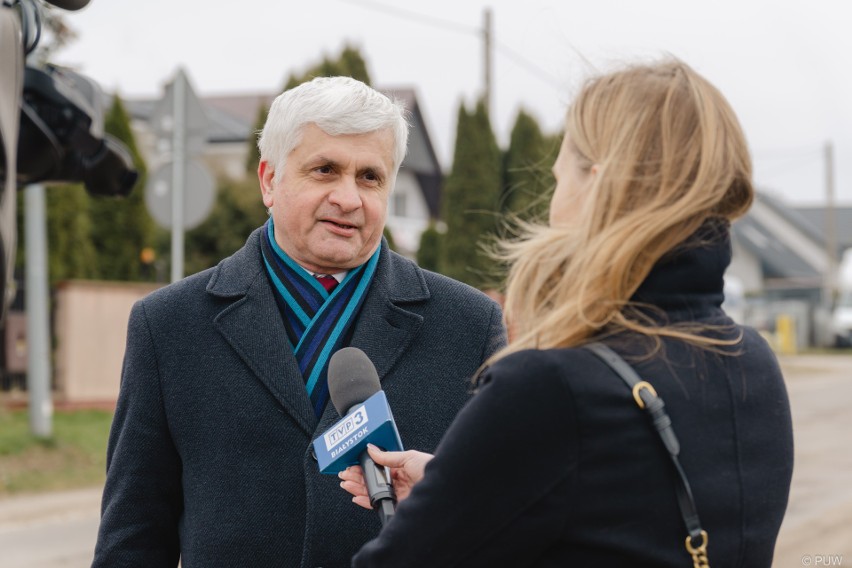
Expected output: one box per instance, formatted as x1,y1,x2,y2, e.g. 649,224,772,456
585,342,710,568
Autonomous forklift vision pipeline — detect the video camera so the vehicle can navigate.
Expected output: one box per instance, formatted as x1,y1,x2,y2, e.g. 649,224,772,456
0,0,138,322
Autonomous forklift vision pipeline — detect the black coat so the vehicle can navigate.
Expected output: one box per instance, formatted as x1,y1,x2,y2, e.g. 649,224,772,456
353,229,794,567
92,228,506,568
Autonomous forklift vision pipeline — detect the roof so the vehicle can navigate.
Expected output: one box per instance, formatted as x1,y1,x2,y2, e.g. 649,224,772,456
793,206,852,252
732,213,821,281
125,96,257,144
730,191,845,287
754,192,852,255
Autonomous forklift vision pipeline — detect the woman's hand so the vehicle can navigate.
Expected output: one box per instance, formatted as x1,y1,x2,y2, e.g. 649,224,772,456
338,444,434,510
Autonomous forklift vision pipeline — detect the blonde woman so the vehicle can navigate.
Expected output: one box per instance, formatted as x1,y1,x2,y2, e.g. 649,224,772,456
340,60,793,567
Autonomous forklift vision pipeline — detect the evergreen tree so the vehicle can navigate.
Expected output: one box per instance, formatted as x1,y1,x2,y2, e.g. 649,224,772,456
283,44,372,89
14,183,98,288
44,184,98,285
416,222,443,273
382,226,397,253
183,177,267,275
89,95,155,281
503,110,559,222
441,100,502,289
245,104,268,175
338,45,371,84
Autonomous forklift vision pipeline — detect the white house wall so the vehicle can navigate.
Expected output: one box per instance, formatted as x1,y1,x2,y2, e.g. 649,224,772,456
729,233,764,294
386,168,431,257
203,142,249,180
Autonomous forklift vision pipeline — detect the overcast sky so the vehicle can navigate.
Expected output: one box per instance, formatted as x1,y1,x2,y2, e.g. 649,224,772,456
52,0,852,206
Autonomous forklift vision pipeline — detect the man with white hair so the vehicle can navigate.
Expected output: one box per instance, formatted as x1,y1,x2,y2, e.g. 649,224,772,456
92,76,505,568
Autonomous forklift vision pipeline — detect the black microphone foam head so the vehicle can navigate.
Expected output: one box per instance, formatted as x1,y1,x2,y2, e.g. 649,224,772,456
43,0,92,11
328,347,381,415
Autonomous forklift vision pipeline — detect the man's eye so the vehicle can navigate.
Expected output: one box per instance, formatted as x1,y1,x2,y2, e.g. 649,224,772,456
316,165,333,174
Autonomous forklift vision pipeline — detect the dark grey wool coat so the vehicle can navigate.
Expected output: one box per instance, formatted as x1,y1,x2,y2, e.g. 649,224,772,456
92,227,506,568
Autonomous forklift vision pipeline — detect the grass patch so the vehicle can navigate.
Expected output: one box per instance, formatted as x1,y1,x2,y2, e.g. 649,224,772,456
0,408,113,496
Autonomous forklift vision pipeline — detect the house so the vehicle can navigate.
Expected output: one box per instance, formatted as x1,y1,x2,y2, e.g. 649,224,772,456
727,191,852,346
125,85,443,258
730,192,852,297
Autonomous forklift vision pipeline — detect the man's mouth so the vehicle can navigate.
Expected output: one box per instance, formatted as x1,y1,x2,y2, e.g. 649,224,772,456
322,219,357,231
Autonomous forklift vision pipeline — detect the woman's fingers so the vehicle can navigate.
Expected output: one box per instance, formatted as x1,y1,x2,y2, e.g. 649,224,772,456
339,466,374,510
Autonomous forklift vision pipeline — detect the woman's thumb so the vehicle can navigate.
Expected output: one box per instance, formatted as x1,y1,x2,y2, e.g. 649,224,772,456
366,444,406,467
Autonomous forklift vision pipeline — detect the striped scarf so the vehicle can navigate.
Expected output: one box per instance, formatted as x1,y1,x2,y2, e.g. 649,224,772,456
260,220,380,417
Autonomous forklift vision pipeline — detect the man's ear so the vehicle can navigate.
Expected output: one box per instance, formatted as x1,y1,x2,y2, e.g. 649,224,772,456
258,161,275,208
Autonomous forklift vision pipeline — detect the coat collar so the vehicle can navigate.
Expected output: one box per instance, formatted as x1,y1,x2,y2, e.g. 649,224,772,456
631,219,731,313
207,228,429,435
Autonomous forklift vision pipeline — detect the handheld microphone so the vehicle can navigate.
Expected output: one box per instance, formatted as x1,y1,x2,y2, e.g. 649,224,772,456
312,347,402,526
43,0,91,11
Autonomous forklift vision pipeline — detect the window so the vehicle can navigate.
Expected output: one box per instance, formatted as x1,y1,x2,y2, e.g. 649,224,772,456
392,192,407,218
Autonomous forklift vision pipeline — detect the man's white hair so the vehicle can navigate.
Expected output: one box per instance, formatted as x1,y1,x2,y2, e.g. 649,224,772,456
257,76,410,182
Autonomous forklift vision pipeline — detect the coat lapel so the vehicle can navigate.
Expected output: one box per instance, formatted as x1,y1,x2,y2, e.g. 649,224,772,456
349,243,429,383
208,228,317,435
315,242,430,432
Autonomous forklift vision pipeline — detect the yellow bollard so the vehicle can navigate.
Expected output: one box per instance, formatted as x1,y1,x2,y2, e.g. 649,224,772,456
776,314,797,355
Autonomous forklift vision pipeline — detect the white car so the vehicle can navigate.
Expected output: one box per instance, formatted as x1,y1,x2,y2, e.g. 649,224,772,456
832,292,852,347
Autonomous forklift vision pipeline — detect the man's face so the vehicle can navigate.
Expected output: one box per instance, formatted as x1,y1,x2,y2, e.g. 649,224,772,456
259,123,395,273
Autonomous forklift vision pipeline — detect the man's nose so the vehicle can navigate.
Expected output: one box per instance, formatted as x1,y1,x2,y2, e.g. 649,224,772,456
327,177,362,211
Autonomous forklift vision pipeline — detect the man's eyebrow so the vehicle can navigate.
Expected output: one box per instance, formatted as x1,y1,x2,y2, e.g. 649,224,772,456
360,165,386,176
303,156,339,169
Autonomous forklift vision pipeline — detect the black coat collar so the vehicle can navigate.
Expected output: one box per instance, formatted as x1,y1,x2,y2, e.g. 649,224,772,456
632,220,731,314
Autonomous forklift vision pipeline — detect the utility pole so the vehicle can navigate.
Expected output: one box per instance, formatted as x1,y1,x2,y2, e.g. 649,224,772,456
482,7,493,116
171,68,187,283
824,140,837,309
25,183,53,438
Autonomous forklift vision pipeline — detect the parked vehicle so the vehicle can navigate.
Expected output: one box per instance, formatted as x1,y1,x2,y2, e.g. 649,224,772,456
832,249,852,347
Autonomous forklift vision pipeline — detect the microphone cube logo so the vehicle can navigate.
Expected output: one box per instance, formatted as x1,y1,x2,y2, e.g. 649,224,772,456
313,390,403,473
324,405,369,452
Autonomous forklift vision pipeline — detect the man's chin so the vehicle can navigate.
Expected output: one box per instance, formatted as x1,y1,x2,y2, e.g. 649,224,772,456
304,236,380,271
308,247,361,272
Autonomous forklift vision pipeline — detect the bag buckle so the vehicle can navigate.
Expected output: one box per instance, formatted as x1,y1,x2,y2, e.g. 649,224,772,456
631,381,657,409
685,529,709,568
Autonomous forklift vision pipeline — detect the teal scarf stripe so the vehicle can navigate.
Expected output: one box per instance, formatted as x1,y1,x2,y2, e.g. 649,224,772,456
302,249,380,395
262,255,312,327
265,221,328,298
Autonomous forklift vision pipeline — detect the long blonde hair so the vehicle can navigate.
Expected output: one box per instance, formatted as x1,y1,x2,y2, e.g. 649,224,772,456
492,60,753,364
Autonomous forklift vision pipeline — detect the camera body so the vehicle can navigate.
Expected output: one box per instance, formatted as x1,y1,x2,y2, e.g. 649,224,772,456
1,0,137,322
14,64,139,196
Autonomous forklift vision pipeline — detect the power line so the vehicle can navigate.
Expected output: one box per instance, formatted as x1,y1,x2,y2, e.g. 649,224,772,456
752,144,824,160
336,0,561,91
494,41,562,90
335,0,479,37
